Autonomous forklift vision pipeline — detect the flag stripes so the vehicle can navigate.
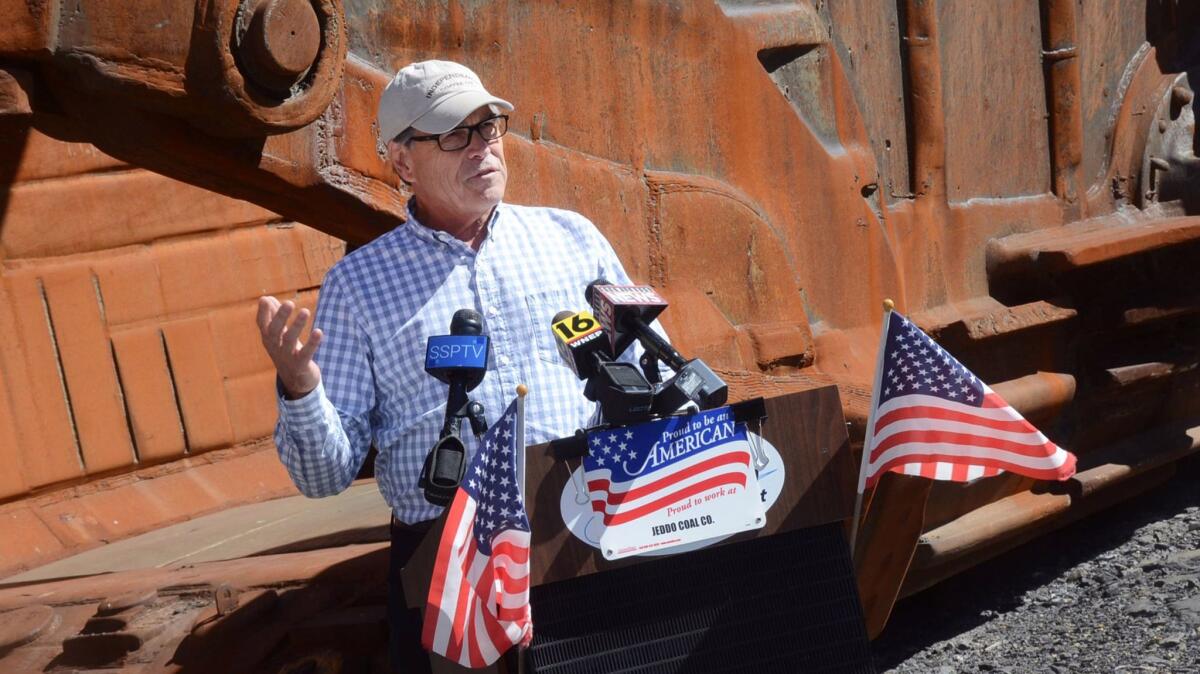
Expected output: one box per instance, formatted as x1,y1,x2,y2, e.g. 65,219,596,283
859,310,1076,489
587,450,752,526
422,398,532,668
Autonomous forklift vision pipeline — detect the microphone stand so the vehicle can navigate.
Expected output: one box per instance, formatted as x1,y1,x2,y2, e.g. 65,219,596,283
422,386,488,507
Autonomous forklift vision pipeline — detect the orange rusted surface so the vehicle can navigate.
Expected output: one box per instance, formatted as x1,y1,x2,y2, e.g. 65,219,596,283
0,0,1198,664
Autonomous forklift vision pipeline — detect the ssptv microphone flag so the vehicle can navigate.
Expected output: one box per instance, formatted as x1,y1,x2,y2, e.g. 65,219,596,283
858,308,1076,489
423,394,532,667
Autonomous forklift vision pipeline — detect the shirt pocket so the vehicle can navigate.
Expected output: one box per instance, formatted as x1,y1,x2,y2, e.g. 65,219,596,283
524,288,582,366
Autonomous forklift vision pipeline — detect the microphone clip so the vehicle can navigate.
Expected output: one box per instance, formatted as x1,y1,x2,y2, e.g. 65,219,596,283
419,434,467,506
639,351,662,385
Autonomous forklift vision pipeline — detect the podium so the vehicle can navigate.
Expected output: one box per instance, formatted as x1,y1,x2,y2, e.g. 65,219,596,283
403,386,875,673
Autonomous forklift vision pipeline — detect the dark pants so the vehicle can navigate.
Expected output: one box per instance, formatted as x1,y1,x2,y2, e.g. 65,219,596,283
388,517,434,674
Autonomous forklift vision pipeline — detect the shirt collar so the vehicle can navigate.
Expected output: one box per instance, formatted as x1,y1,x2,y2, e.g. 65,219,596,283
403,200,503,252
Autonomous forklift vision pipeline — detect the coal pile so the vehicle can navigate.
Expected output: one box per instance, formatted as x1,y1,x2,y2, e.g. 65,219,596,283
872,458,1200,673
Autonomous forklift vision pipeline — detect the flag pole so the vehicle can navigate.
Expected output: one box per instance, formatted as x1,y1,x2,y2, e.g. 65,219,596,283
515,384,527,503
515,383,530,672
848,298,895,560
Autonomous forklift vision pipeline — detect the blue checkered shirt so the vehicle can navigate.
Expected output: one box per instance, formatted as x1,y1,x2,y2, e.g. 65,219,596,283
275,203,659,523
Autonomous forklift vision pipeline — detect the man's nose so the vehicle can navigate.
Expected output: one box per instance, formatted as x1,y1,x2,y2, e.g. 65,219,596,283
465,130,493,158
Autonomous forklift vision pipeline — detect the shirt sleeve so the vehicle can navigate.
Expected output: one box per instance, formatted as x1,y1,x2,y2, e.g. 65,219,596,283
273,270,375,497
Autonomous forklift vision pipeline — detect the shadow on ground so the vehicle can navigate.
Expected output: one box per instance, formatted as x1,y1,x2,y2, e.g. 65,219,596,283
870,456,1200,671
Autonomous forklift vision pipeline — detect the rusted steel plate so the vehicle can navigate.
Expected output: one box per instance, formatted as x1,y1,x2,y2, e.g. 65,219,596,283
0,604,57,654
987,214,1200,274
915,298,1078,342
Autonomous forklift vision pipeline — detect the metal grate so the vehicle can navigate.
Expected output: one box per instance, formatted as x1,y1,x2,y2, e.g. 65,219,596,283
527,523,875,673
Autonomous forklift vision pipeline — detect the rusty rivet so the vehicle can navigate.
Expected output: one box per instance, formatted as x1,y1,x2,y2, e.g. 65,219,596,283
214,584,240,616
240,0,321,95
531,112,545,142
1172,85,1194,106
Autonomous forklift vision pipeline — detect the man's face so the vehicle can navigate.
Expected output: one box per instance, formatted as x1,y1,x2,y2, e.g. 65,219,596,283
393,106,508,218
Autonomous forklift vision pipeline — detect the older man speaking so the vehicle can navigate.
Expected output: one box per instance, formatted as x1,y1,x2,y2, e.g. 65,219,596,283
256,60,652,670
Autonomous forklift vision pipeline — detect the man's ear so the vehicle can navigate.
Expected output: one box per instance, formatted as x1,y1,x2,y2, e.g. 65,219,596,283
388,140,416,185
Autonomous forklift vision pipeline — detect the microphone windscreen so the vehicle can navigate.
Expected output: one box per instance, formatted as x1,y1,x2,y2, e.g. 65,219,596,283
450,309,484,336
583,278,610,305
552,310,574,324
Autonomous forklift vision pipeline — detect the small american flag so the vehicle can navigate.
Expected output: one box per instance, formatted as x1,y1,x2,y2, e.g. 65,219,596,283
584,411,753,526
860,310,1076,489
422,396,532,667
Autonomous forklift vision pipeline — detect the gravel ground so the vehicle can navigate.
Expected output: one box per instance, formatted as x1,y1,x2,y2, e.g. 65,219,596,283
871,456,1200,673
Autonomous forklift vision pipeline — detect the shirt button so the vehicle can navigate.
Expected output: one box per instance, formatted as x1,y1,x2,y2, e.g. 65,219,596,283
487,306,498,317
498,355,510,366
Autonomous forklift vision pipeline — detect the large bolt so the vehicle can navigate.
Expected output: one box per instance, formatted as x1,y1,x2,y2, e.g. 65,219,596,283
239,0,321,95
1172,84,1194,106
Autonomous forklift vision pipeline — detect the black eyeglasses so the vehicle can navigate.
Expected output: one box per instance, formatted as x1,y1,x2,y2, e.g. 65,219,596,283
406,115,509,152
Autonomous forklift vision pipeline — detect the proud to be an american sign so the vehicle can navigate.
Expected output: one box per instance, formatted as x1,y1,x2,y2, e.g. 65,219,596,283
584,407,765,560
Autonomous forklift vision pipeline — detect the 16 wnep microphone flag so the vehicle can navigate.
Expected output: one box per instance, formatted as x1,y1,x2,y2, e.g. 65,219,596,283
857,307,1077,491
423,393,532,668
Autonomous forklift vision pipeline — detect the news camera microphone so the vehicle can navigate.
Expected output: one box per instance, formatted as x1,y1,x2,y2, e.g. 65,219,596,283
550,309,654,424
585,281,728,413
420,309,490,506
552,309,608,379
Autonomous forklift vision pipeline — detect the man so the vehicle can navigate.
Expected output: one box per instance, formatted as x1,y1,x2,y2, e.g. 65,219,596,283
256,60,655,670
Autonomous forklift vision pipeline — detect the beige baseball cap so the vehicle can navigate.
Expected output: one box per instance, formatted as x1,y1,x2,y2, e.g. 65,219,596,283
377,60,513,143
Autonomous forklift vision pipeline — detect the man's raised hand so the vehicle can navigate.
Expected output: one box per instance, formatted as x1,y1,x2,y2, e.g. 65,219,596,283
257,296,323,399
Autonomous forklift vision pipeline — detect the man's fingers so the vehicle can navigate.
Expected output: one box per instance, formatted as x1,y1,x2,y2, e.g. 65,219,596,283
256,296,280,334
281,308,310,351
298,328,324,361
266,301,295,346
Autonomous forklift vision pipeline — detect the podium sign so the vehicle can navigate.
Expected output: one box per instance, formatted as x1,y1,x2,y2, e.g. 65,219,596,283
582,406,765,559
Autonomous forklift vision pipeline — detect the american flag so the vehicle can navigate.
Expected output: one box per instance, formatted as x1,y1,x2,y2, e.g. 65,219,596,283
584,410,753,526
422,396,532,667
860,310,1076,489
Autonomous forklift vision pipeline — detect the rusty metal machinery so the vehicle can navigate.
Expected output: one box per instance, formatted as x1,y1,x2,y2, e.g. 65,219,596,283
1,0,1199,670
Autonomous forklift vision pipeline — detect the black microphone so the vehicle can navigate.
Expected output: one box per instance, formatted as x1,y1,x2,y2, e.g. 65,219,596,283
419,309,490,506
550,309,654,424
586,281,728,413
552,309,608,379
427,309,489,436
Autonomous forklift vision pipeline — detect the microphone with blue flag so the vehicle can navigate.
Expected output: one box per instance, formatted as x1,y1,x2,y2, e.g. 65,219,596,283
420,309,491,506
